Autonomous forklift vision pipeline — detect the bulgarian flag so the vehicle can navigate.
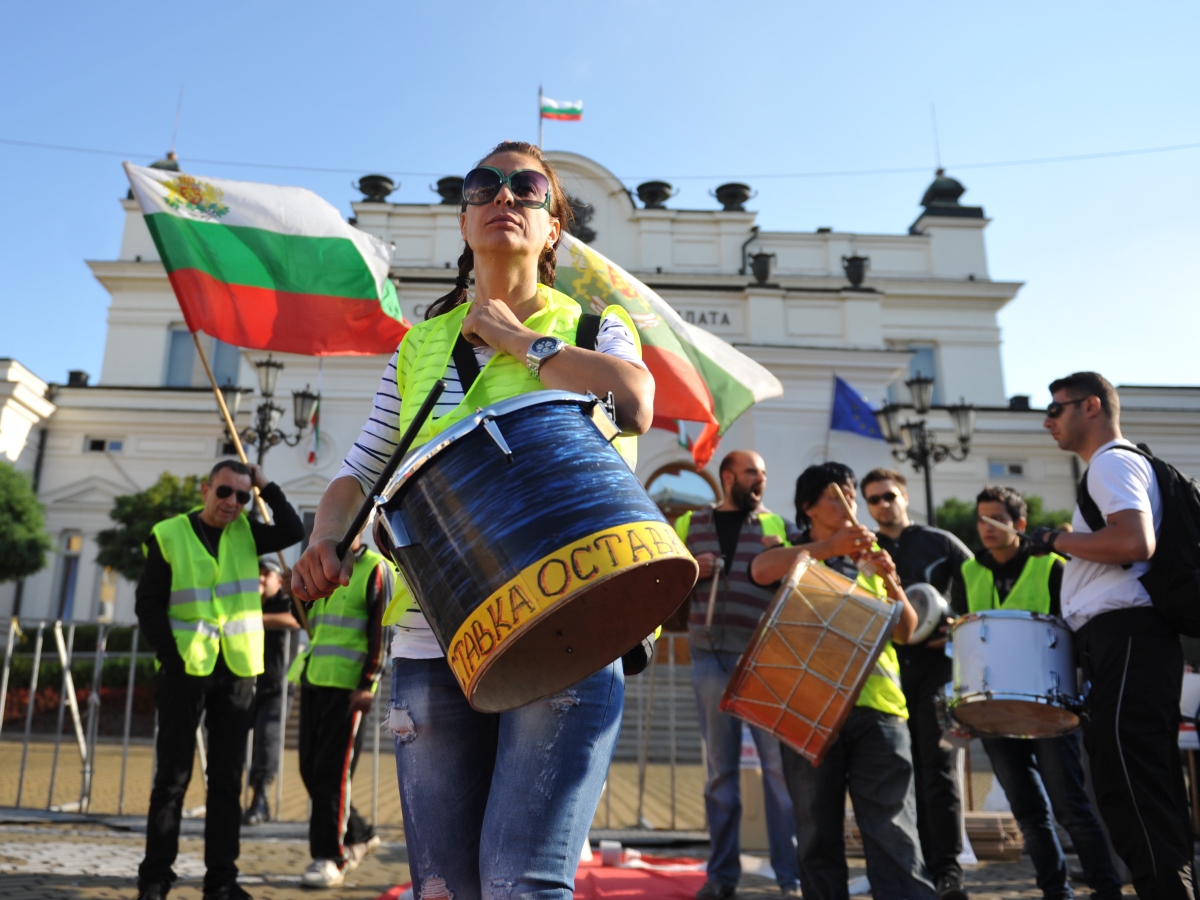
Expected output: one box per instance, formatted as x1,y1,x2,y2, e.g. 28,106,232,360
123,162,409,356
540,97,583,121
555,235,783,468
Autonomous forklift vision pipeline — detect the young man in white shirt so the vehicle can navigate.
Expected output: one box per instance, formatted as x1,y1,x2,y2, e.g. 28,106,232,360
1038,371,1193,900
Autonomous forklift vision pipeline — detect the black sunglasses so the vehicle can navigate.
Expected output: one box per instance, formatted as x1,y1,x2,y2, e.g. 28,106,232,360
215,484,252,504
462,166,552,209
1046,398,1087,419
866,491,899,505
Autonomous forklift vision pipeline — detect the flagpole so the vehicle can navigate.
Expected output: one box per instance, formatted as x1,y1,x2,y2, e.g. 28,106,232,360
538,84,544,149
823,373,837,462
192,332,312,636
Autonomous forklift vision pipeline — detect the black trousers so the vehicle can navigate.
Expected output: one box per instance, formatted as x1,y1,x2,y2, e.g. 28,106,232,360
1076,607,1196,900
248,672,294,791
138,655,255,890
896,645,962,879
298,680,373,862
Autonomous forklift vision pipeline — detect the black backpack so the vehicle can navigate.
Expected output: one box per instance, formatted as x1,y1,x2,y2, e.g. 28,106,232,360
1078,443,1200,636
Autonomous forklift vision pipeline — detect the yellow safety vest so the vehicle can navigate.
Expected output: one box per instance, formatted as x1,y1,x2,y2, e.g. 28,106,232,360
288,549,383,690
149,512,264,677
827,559,908,719
382,285,642,626
673,509,789,545
961,554,1062,614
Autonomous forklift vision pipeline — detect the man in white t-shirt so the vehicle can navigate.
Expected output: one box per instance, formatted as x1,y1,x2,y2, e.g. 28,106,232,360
1037,371,1193,900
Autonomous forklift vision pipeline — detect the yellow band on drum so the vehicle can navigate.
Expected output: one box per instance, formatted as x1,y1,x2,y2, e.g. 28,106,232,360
447,520,691,696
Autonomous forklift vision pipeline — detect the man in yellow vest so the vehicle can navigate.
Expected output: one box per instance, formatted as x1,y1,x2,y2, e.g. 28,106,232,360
675,450,803,899
752,462,932,900
288,535,392,889
134,460,304,900
951,486,1121,900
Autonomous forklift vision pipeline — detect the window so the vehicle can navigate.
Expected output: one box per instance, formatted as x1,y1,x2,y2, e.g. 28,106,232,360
988,460,1026,479
888,343,942,406
85,438,123,453
55,533,84,620
166,326,241,388
165,328,195,387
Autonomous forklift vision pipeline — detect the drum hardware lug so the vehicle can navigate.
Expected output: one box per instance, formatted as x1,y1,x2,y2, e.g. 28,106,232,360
1049,671,1060,692
1047,628,1059,649
481,417,514,461
584,391,621,444
981,666,990,690
377,504,416,550
980,622,988,643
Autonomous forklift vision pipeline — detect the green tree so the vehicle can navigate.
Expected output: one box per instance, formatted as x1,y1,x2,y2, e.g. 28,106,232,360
935,493,1073,556
96,472,204,582
0,460,51,583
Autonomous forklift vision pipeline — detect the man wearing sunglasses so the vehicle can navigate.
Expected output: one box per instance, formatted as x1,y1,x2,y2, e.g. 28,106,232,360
135,459,304,900
1041,371,1193,900
860,468,973,900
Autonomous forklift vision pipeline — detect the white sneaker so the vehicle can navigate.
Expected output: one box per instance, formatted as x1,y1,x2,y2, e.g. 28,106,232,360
302,858,345,888
344,834,382,871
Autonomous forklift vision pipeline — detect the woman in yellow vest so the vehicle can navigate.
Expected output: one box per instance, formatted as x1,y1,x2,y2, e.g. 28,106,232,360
292,141,653,900
751,463,936,900
952,486,1122,900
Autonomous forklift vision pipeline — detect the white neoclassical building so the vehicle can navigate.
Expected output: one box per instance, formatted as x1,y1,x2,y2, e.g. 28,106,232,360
3,151,1198,624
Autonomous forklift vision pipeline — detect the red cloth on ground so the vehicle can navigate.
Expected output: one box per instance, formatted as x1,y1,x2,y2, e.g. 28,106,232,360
376,856,709,900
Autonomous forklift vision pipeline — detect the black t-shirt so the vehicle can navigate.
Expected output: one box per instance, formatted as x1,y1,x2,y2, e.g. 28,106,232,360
949,544,1063,617
714,509,750,575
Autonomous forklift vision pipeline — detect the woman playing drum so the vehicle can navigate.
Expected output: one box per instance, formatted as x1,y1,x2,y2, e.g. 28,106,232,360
292,141,654,898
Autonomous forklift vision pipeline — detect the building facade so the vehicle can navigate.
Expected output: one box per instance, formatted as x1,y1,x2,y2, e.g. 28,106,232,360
3,151,1198,623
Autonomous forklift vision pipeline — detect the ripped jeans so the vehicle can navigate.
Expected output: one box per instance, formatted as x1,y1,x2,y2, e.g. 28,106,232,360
389,656,624,900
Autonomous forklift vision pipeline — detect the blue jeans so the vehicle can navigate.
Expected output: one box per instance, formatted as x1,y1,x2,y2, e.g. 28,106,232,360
782,706,936,900
389,657,623,900
691,645,800,888
982,733,1122,900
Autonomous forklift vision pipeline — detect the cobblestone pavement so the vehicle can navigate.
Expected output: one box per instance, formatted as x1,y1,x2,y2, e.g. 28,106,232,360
0,818,1140,900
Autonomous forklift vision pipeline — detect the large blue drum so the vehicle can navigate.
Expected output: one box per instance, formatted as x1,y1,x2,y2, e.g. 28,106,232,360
373,391,697,712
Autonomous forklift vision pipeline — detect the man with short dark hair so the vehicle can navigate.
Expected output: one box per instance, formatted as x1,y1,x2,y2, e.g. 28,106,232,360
860,467,972,900
134,460,304,900
1040,371,1193,900
676,450,803,900
242,556,300,826
952,485,1121,900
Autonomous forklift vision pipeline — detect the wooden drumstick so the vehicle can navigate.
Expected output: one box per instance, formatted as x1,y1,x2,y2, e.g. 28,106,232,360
828,482,904,597
704,564,721,631
980,514,1028,540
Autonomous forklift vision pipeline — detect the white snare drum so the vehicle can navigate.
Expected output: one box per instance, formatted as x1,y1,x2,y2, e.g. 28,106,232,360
949,609,1081,738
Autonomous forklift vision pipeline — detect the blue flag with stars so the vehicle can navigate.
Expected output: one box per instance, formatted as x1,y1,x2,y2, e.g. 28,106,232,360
830,376,885,440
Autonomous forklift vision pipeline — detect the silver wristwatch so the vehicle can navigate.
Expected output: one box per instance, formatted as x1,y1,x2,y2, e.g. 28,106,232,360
526,336,566,378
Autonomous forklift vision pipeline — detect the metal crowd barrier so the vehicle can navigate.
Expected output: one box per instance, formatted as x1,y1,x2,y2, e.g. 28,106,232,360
0,618,700,833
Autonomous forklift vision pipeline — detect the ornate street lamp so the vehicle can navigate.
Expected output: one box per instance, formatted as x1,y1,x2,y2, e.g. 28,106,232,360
872,375,974,527
224,355,319,465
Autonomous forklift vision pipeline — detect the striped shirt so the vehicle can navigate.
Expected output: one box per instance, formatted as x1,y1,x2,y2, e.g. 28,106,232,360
334,312,646,660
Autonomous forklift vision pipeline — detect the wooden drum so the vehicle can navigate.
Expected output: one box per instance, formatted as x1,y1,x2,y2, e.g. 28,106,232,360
720,556,901,765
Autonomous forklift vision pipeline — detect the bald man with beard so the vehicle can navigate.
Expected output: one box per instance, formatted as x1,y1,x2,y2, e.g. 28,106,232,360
675,450,803,900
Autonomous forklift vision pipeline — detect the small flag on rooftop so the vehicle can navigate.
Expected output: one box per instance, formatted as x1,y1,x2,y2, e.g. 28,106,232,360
540,96,583,121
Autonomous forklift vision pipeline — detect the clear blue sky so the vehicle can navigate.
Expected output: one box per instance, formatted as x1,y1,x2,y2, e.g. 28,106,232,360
2,1,1196,406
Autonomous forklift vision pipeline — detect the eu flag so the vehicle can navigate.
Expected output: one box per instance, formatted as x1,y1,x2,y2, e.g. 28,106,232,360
830,376,885,440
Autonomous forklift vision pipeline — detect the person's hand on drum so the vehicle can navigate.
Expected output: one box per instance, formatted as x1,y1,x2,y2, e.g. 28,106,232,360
292,536,355,602
461,294,538,353
695,551,721,580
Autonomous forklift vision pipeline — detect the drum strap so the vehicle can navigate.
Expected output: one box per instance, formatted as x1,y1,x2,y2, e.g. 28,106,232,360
450,314,602,393
451,335,482,392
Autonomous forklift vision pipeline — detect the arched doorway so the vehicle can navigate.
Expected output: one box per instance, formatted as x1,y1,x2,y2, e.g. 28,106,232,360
644,462,719,524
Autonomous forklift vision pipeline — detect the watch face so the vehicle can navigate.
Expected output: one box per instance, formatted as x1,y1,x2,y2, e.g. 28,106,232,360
532,337,559,355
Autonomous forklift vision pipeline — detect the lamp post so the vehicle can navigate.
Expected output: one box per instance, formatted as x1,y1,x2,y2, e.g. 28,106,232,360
873,375,975,527
221,356,319,466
